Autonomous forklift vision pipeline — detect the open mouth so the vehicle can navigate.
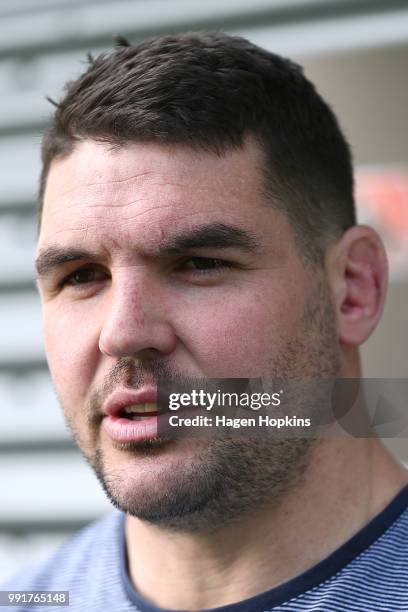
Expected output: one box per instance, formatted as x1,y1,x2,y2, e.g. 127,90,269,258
103,395,167,443
118,402,160,421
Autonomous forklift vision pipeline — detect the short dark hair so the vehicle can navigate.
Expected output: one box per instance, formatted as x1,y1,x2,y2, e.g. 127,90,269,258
39,31,355,262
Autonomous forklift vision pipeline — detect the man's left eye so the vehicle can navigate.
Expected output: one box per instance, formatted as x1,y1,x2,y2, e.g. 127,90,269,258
180,257,233,273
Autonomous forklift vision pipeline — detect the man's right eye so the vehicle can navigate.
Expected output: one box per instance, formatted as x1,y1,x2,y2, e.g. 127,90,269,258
61,266,108,288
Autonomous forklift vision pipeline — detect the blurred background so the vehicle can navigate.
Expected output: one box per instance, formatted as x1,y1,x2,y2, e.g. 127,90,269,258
0,0,407,583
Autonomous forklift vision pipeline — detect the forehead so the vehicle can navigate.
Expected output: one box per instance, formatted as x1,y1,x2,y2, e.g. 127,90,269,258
39,139,282,254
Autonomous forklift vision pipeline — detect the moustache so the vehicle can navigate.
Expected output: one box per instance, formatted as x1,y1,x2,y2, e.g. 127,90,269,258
85,357,181,424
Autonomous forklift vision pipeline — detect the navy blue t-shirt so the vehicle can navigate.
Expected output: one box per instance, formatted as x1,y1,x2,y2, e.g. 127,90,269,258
3,485,408,611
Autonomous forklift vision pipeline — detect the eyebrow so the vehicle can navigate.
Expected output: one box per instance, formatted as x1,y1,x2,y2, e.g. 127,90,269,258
157,223,260,255
35,247,99,278
35,222,260,277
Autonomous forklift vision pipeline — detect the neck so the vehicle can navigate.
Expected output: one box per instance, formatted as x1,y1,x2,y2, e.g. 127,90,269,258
125,437,407,610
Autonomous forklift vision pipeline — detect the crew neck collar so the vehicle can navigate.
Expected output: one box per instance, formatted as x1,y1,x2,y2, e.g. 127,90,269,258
120,484,408,612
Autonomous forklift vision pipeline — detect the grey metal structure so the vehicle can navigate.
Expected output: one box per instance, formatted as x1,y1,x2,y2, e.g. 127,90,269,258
1,0,407,581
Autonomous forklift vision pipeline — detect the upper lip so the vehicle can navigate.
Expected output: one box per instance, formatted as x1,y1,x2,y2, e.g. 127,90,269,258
102,387,158,417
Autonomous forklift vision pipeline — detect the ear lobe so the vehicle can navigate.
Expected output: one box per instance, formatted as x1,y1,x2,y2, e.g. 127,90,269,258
329,225,388,347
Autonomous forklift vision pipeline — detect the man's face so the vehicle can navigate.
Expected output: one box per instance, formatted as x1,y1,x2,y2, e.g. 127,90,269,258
37,139,341,530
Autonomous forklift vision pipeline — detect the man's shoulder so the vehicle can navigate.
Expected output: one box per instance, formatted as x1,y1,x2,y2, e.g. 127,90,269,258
292,503,408,610
1,511,124,593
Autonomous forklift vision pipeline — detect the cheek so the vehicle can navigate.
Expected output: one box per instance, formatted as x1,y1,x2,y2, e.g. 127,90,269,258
43,304,99,405
174,284,301,377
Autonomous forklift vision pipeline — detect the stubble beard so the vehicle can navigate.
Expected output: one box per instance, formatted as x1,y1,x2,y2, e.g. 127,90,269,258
63,278,341,533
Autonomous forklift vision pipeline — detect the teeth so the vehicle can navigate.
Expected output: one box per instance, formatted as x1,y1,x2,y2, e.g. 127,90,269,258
123,403,158,415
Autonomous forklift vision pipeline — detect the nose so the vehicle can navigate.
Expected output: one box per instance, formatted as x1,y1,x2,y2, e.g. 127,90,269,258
98,275,177,360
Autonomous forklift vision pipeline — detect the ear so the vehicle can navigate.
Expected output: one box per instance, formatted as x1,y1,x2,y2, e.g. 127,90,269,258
326,225,388,347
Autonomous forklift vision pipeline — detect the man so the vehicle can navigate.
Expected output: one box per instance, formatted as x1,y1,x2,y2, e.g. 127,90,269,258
2,32,408,611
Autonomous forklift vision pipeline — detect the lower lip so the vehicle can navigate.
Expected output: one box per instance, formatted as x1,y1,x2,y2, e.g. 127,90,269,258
102,414,161,443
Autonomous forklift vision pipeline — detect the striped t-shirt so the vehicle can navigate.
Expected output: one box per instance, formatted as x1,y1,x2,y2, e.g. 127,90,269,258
3,485,408,611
